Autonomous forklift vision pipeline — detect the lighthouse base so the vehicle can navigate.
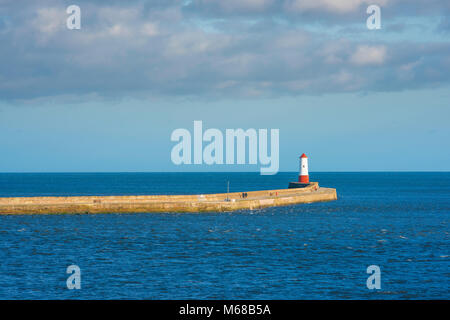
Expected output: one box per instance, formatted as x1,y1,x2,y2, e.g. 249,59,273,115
288,182,311,189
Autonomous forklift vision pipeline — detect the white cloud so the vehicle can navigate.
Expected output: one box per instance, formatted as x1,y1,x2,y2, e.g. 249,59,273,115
141,23,159,37
30,6,65,44
350,45,387,66
285,0,374,13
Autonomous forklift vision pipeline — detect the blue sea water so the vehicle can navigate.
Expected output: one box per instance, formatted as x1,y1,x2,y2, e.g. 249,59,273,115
0,172,448,300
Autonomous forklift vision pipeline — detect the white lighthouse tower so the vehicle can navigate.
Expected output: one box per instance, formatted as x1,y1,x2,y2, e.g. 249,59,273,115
298,153,309,184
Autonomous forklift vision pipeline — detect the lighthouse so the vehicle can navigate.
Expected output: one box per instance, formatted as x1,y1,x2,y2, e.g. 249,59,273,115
288,154,312,188
298,153,309,184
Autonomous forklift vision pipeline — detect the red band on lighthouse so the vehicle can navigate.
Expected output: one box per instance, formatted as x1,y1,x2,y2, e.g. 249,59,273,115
299,153,309,184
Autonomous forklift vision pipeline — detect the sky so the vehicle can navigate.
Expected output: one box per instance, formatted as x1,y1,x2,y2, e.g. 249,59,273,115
0,0,449,172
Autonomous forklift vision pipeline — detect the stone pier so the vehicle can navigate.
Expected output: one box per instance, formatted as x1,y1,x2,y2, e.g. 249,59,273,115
0,182,337,215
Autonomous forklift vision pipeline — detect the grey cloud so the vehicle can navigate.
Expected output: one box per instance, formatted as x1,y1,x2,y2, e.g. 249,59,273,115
0,0,449,101
437,16,450,33
186,0,450,23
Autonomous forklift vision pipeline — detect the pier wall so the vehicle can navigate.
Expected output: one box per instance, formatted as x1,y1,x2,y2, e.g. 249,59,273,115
0,182,337,214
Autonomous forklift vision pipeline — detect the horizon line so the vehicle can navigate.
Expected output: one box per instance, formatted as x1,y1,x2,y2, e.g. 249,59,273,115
0,171,449,174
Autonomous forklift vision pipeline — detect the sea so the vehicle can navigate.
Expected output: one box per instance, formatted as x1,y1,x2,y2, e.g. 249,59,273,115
0,172,448,299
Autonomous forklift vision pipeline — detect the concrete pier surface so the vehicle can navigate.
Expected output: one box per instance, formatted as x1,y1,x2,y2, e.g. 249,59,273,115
0,182,337,215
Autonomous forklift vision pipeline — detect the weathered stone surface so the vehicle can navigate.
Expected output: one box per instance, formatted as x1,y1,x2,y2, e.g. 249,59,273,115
0,182,337,215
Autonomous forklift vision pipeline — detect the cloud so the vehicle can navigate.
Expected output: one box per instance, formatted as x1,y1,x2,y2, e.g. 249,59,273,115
350,45,387,65
0,0,449,102
196,0,275,13
188,0,450,20
33,7,64,34
437,16,450,33
285,0,378,14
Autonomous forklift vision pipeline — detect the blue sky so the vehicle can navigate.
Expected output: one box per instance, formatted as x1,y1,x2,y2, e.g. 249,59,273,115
0,0,449,172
